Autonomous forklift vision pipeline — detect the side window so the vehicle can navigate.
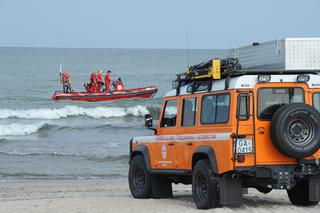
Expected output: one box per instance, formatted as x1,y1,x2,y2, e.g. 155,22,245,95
201,95,217,124
182,98,197,127
313,93,320,112
216,95,230,123
237,94,250,120
161,99,178,128
201,94,230,124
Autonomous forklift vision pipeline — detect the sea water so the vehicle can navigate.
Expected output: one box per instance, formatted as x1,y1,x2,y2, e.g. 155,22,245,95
0,47,226,179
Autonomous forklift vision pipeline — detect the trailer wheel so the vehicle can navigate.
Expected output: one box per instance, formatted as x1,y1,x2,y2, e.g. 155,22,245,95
287,179,319,206
270,103,320,159
129,155,151,198
192,159,219,209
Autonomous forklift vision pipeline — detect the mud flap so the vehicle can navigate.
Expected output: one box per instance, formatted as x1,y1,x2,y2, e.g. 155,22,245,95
309,176,320,202
219,173,243,206
151,175,173,198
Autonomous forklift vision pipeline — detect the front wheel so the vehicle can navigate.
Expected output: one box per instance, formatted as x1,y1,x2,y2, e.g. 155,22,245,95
192,159,220,209
129,155,151,198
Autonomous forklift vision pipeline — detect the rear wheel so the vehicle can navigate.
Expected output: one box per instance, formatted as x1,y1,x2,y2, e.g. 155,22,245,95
129,155,151,198
192,159,219,209
287,179,319,206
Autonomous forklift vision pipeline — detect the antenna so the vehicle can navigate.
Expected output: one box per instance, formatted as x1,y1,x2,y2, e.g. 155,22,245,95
185,32,190,67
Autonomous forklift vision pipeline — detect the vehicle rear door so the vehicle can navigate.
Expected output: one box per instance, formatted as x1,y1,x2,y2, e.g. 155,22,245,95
254,85,305,164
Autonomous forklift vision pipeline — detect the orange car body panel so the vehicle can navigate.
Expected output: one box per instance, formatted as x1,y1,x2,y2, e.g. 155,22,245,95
132,82,320,174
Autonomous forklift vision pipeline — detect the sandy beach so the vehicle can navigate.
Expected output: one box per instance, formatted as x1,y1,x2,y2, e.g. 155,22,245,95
0,178,318,213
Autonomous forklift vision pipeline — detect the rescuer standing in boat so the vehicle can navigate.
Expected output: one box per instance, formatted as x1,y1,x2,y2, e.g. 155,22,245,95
96,70,104,92
90,71,97,92
105,70,112,92
60,72,72,93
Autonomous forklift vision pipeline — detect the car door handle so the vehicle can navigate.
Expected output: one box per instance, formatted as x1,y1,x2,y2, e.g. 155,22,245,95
168,143,174,146
187,143,193,146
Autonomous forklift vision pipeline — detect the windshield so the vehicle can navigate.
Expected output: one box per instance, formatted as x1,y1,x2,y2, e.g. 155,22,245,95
258,87,304,120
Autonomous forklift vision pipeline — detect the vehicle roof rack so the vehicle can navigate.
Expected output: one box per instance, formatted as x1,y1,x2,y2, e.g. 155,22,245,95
173,57,320,96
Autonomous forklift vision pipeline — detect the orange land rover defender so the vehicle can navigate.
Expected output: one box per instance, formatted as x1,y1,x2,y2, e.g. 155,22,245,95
128,58,320,209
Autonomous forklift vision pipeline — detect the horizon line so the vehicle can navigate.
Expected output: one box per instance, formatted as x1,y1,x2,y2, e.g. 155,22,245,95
0,46,226,51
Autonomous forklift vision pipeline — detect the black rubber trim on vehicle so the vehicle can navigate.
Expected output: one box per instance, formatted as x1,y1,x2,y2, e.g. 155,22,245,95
131,144,151,171
151,169,191,175
193,146,219,174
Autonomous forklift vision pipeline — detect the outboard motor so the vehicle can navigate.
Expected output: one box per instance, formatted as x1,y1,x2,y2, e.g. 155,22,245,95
113,77,125,91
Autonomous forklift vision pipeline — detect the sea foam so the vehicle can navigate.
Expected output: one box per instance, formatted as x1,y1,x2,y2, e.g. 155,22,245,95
0,123,46,136
0,105,149,120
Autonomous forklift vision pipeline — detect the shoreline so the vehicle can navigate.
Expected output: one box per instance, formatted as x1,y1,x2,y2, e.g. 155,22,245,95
0,178,319,213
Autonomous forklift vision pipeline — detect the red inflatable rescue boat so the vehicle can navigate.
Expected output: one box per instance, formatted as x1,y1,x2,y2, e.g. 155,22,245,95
52,85,157,102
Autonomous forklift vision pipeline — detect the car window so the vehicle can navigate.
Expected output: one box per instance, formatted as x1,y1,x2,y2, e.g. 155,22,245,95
313,93,320,112
201,94,230,124
216,95,230,123
258,88,304,120
161,99,178,127
182,98,197,127
237,94,250,120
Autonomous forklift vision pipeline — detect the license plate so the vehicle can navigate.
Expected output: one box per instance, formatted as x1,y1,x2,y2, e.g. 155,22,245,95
236,138,253,154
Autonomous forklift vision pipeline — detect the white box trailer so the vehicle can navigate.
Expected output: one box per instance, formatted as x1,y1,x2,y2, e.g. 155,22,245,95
228,38,320,71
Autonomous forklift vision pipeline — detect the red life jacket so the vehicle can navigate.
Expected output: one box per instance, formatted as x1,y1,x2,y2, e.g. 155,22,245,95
90,72,97,82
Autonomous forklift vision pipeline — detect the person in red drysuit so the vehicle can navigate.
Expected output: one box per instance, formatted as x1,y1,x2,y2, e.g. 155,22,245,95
60,72,72,92
96,70,103,92
90,72,97,92
104,70,112,92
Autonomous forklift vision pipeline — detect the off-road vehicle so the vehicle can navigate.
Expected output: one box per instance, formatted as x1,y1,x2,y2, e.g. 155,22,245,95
128,39,320,209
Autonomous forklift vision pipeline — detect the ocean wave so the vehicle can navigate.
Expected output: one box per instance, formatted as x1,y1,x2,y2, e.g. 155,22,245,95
0,151,128,162
0,120,146,137
0,172,125,180
0,105,150,120
0,123,47,137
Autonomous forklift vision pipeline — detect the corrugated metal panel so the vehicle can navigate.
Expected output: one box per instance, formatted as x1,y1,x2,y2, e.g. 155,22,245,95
228,38,320,71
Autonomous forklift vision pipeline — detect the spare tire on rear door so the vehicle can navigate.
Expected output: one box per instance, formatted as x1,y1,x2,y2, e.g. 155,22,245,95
270,103,320,159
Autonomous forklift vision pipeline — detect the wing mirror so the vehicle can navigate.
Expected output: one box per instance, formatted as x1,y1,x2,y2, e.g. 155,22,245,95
144,114,157,134
145,114,153,128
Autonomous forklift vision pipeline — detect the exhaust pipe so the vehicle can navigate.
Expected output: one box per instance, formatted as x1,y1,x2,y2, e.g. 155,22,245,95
232,173,240,180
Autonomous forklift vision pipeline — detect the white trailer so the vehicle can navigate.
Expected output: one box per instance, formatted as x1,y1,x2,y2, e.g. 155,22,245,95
228,38,320,71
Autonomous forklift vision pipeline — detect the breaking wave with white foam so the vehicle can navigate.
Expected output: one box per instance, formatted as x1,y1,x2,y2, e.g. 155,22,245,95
0,105,149,120
0,123,47,137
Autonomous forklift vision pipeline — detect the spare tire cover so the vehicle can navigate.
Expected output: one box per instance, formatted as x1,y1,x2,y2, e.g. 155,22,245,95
270,103,320,159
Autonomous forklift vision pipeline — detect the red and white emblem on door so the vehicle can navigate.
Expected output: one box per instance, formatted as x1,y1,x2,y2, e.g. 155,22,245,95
161,145,167,159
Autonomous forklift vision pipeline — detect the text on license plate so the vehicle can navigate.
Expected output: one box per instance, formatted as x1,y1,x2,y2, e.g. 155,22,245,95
236,138,253,154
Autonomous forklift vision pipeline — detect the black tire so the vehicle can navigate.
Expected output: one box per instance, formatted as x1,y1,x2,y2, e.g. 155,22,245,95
192,159,219,209
287,179,319,206
256,186,272,194
270,103,320,159
129,155,151,198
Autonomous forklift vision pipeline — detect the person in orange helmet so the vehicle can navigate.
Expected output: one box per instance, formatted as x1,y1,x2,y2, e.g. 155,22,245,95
96,70,104,92
104,70,112,92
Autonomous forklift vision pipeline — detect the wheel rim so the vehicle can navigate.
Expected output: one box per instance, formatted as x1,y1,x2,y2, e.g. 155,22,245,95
132,166,145,192
195,171,208,202
287,118,314,146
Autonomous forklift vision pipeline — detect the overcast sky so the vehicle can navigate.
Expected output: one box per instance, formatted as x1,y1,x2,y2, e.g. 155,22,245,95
0,0,319,49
